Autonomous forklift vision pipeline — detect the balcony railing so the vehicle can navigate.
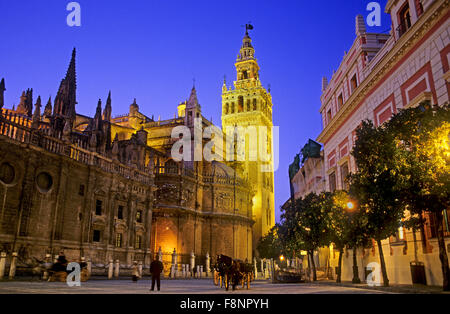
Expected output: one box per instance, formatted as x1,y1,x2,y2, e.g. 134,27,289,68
0,113,153,185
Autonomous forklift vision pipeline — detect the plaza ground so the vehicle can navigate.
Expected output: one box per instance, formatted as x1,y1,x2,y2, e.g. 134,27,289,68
0,278,393,294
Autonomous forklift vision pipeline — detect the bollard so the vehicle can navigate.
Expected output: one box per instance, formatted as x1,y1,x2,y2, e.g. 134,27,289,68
0,252,6,280
158,247,163,262
108,259,114,279
9,252,18,279
185,264,189,279
190,251,195,277
87,258,92,276
205,252,210,277
138,261,143,278
171,248,177,279
42,254,52,281
200,266,203,278
254,258,258,280
114,260,120,278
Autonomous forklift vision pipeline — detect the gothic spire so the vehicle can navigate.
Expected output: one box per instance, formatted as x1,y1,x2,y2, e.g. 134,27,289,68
17,90,33,116
187,85,200,109
0,78,5,110
32,96,42,128
103,91,112,121
94,98,102,127
44,96,52,117
54,48,77,121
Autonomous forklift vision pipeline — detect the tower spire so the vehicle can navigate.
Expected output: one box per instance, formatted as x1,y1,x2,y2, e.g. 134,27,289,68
103,90,112,121
44,96,52,117
187,84,200,109
0,78,5,110
54,48,77,123
32,96,42,128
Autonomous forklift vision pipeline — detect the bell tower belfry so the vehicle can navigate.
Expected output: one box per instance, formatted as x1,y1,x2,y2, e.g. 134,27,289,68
221,25,275,256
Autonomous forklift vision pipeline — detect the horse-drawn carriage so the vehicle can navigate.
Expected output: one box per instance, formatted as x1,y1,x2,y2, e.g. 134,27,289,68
212,255,253,291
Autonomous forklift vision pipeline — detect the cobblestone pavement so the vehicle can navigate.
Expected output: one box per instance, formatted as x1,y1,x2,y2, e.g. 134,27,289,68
0,279,392,294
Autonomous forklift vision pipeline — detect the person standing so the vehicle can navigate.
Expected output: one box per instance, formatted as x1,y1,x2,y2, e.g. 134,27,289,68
150,257,163,291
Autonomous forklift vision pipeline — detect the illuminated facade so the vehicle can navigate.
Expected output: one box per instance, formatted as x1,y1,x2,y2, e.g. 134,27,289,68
316,0,449,285
221,29,275,254
0,46,255,275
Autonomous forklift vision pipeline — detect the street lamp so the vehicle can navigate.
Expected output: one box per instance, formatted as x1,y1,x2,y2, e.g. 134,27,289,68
279,255,285,262
346,199,361,284
346,201,355,211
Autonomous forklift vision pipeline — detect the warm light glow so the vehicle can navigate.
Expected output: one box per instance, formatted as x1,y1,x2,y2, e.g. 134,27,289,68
347,201,355,210
398,227,404,240
279,255,285,261
300,250,307,256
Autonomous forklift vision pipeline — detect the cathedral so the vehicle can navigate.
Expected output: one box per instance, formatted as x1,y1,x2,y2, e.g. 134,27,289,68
0,30,274,272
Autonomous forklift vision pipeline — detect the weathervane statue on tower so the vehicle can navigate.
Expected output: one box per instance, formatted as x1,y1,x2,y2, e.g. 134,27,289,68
245,23,254,35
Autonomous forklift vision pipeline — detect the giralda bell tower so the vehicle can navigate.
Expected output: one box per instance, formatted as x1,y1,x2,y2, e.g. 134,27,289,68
221,25,275,255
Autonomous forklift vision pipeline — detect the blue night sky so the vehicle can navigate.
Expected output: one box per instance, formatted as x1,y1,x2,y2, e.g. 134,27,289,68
0,0,391,222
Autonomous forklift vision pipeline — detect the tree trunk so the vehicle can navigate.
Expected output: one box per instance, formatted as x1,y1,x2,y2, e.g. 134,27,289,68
336,248,343,283
352,246,361,283
435,210,450,291
309,250,317,281
376,239,389,287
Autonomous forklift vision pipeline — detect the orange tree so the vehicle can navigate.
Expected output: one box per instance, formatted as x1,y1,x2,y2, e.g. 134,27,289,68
386,103,450,291
279,193,331,281
349,120,406,287
257,225,283,260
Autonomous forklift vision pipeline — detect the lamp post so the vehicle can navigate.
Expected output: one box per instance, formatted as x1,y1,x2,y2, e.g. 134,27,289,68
346,200,361,284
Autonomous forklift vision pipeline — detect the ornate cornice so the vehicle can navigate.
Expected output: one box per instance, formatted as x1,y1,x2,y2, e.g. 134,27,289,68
317,0,449,145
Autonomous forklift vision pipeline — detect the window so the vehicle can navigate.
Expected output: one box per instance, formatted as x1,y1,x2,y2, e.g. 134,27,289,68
118,205,124,220
225,103,229,115
398,3,411,37
78,184,85,196
253,99,257,111
136,210,143,223
238,96,244,112
135,235,142,249
247,100,251,112
337,94,343,108
0,162,15,185
231,103,235,114
243,70,248,79
95,200,102,216
350,74,358,92
327,109,332,124
340,163,349,191
329,172,337,192
428,210,450,238
93,230,101,242
115,233,122,248
391,226,406,243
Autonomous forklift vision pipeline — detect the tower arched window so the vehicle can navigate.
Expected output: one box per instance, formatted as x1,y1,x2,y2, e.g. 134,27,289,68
247,100,251,112
225,103,229,115
253,99,257,111
243,71,248,79
231,103,235,114
238,96,244,112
